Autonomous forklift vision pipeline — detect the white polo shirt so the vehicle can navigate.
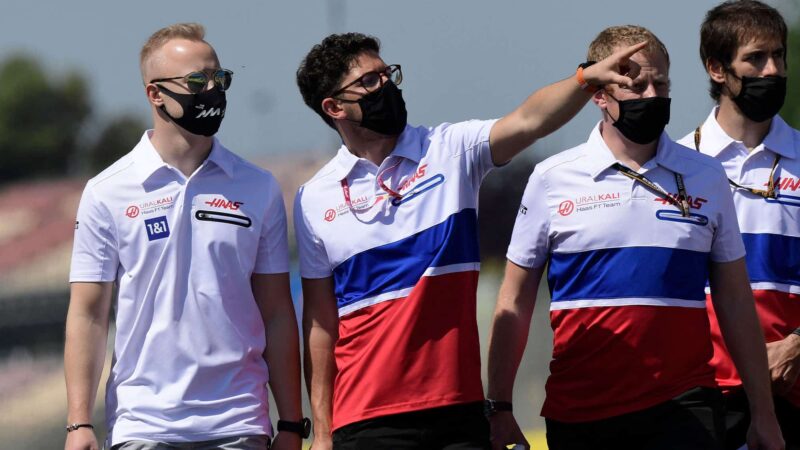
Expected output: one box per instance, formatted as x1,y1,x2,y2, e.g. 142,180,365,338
508,123,745,422
70,131,289,445
294,120,497,430
678,110,800,406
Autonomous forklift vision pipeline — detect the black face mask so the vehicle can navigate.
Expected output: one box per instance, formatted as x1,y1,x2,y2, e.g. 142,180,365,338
358,81,408,136
729,74,786,123
608,95,671,145
158,86,227,136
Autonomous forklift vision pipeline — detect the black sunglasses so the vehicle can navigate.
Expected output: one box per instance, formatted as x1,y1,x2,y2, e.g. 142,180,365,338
150,68,234,94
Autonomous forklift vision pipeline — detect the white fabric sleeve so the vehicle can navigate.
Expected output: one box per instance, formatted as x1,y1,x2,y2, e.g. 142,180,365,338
710,170,746,263
294,186,333,279
69,184,119,282
437,119,500,189
254,175,290,274
505,166,552,268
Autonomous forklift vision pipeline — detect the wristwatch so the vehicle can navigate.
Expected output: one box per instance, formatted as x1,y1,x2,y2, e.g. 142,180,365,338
483,399,513,417
576,61,600,93
277,418,311,439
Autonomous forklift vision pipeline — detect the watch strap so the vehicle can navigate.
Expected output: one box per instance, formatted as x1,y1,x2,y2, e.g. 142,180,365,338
277,418,311,439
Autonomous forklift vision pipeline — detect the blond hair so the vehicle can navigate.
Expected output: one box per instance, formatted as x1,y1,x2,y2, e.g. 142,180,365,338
140,23,206,81
588,25,669,66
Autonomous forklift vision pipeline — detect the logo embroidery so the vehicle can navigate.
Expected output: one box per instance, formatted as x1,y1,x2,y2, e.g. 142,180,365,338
204,198,243,210
324,209,337,222
126,205,140,218
558,200,575,216
144,216,170,241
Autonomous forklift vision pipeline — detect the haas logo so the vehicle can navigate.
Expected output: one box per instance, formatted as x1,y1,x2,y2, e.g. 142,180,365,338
205,198,243,210
196,107,223,118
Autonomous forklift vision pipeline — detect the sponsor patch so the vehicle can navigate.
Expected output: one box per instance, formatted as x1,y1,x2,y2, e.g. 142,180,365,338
144,216,170,241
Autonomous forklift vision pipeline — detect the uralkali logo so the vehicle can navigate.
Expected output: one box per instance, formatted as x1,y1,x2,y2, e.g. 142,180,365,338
127,195,175,218
560,192,623,216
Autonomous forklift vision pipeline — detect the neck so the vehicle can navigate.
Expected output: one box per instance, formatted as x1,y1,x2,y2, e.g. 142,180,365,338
600,120,658,171
338,123,399,166
715,98,772,151
150,119,214,177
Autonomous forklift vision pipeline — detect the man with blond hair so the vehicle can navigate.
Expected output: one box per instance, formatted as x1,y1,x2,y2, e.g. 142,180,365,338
64,23,304,450
487,25,783,450
678,1,800,448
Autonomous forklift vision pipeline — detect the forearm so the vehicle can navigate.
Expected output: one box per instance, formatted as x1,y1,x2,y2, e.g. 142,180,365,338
304,324,337,436
716,299,773,408
487,262,541,401
64,287,111,423
265,316,302,421
487,304,534,401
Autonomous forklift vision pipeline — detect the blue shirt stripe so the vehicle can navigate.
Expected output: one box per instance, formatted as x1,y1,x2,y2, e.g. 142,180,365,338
548,246,709,302
333,208,480,309
742,233,800,286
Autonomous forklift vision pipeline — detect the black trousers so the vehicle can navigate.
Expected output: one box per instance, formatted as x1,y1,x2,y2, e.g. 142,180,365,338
332,402,490,450
722,389,800,450
545,386,725,450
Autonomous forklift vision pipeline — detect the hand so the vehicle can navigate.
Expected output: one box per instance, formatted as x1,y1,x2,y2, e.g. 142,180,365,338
489,412,530,450
64,428,99,450
766,334,800,395
581,41,648,89
308,433,333,450
271,431,302,450
746,411,785,450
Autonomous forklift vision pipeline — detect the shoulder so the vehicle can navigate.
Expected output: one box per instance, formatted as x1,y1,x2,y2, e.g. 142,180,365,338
535,144,589,177
669,140,727,179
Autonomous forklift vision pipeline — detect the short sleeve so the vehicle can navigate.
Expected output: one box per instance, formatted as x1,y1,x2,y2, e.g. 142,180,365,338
294,186,332,279
69,185,120,282
710,173,746,262
254,176,290,274
506,166,552,268
438,119,500,188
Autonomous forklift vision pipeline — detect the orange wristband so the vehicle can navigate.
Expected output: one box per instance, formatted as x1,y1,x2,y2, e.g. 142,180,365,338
576,66,599,93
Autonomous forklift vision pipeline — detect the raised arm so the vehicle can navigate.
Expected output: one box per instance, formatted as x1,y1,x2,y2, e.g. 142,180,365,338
489,41,647,165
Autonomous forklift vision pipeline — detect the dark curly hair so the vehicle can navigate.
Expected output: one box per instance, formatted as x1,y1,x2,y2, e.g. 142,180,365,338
297,33,381,130
700,0,786,101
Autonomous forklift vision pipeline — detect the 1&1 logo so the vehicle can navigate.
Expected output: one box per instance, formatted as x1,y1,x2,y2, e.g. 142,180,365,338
558,200,574,216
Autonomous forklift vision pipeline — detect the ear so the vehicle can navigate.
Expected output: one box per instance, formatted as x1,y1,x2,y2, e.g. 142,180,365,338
592,88,608,109
706,57,726,84
321,97,347,122
146,84,164,108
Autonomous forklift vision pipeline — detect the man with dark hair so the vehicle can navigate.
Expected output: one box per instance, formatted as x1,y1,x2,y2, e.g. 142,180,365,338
488,24,783,450
294,32,646,449
65,23,304,450
678,1,800,448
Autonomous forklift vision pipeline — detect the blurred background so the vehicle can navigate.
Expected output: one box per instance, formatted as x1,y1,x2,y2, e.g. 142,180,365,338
3,0,800,448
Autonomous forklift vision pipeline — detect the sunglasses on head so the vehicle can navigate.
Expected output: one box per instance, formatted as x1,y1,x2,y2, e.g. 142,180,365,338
150,68,234,94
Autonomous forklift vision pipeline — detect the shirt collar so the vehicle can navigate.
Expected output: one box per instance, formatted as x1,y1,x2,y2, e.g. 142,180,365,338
133,131,234,183
698,107,796,159
585,122,683,179
329,124,418,181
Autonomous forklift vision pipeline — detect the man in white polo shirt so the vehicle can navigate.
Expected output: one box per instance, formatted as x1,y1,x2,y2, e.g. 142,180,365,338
487,25,782,450
64,23,304,450
294,32,649,449
677,1,800,448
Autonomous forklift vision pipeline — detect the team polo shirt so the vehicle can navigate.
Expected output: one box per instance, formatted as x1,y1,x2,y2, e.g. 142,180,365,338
294,120,498,430
678,110,800,407
507,123,745,422
70,131,289,445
